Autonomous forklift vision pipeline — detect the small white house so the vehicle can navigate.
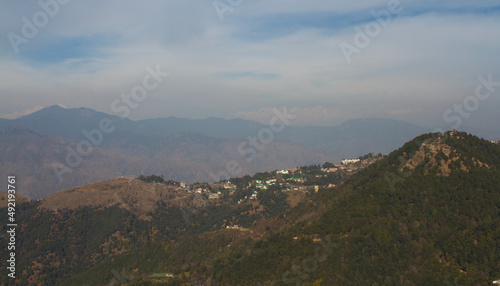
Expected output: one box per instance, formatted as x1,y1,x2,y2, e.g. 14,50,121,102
250,191,258,199
342,158,360,164
209,193,220,199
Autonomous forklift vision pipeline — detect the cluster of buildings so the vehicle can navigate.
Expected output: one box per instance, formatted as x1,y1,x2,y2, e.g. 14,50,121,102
321,167,339,172
159,156,378,204
341,158,361,165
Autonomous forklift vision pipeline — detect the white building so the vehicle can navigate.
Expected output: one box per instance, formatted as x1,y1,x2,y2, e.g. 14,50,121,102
342,159,360,165
209,193,220,199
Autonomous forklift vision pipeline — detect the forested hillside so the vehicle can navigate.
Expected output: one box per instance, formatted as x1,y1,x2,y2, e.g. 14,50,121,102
207,132,500,285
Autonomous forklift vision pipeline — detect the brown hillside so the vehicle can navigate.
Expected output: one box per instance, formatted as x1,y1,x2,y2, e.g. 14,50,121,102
40,177,188,220
0,192,28,208
1,126,338,200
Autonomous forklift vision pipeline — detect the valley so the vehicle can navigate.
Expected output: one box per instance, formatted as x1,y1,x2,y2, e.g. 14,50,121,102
0,106,428,199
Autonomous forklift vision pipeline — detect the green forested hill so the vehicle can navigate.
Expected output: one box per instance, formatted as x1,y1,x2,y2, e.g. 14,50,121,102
1,132,499,285
209,132,500,285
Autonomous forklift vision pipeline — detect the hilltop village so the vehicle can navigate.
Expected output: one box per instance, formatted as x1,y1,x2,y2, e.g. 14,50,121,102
138,153,383,206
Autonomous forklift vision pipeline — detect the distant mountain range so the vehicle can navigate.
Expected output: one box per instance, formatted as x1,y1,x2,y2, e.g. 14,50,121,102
0,105,430,156
0,105,431,199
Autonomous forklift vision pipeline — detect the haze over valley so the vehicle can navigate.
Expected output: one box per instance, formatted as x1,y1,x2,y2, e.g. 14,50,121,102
1,1,499,285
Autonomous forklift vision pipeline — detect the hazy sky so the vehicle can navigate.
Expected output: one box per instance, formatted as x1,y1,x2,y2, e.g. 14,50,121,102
1,0,499,129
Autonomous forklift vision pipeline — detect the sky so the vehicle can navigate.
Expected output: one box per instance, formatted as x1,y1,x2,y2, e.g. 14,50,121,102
1,0,499,130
